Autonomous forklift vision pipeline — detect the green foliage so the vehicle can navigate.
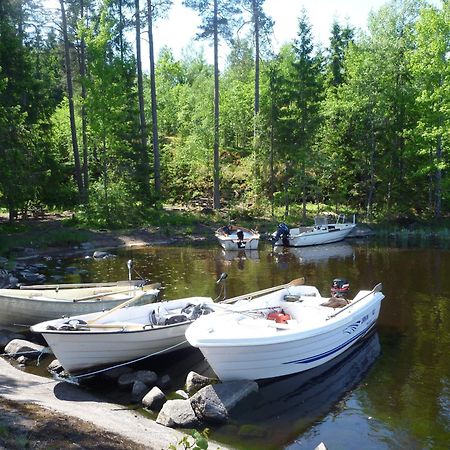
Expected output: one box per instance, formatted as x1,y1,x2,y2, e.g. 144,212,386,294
169,428,210,450
1,0,449,226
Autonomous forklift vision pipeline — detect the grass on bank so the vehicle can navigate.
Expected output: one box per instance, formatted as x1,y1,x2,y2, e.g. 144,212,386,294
2,201,450,257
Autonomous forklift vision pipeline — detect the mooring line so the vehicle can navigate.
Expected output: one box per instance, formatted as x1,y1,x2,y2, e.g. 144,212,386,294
64,340,189,383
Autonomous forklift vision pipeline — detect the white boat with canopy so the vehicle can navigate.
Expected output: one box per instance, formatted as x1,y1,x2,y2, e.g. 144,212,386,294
185,278,385,381
272,214,356,247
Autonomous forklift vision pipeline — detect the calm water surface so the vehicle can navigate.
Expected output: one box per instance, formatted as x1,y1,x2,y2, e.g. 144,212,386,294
42,239,450,449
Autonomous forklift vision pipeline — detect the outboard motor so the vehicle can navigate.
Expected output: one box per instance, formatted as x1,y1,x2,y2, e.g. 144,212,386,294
272,222,290,246
331,278,350,298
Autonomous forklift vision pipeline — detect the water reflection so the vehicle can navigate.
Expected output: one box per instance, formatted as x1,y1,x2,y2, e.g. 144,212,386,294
212,332,381,449
220,249,260,271
273,241,354,264
29,242,450,450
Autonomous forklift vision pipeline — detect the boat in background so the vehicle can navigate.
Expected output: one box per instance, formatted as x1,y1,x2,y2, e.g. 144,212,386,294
272,214,356,247
215,225,260,250
0,280,159,331
31,295,216,374
186,279,385,381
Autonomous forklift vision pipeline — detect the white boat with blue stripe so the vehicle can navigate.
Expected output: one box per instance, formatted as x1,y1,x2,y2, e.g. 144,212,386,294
185,279,385,381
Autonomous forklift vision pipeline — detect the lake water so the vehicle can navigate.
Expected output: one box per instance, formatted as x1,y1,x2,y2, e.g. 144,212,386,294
37,239,450,449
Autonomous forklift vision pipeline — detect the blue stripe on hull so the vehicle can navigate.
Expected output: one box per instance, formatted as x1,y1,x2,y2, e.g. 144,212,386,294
283,320,377,366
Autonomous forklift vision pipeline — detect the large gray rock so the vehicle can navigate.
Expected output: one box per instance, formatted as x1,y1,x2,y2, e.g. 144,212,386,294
131,380,149,401
0,330,23,349
185,371,217,395
101,366,133,381
190,381,259,424
117,370,157,389
47,359,65,374
156,399,201,428
142,386,166,411
4,339,51,359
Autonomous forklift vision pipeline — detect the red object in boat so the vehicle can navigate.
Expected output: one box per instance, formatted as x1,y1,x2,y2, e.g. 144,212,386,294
267,312,291,324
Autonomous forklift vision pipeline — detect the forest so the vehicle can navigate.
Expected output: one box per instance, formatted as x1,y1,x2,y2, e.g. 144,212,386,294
0,0,449,227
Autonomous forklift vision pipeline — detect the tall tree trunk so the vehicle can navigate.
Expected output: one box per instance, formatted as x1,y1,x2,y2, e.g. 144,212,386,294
252,0,260,118
135,0,151,202
212,0,220,209
60,0,83,201
147,0,161,198
270,92,274,218
252,0,260,185
119,0,125,62
435,134,442,217
102,137,110,225
284,166,289,219
80,0,89,202
366,122,376,219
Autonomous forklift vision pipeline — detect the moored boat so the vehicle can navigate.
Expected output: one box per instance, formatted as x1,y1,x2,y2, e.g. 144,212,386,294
31,295,216,374
215,225,260,250
185,279,385,381
272,214,356,247
0,280,159,331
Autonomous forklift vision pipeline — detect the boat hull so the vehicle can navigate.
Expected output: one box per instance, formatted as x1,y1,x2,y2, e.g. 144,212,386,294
274,225,355,247
32,297,214,374
0,285,158,330
217,236,260,251
186,286,384,381
37,322,192,374
215,226,260,250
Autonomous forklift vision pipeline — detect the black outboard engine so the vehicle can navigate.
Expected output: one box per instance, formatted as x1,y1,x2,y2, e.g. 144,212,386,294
331,278,350,298
272,222,290,246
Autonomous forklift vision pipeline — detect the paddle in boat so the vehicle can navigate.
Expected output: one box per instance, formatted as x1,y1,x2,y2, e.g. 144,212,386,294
0,280,160,331
215,225,260,250
31,292,216,375
185,277,385,381
271,214,356,247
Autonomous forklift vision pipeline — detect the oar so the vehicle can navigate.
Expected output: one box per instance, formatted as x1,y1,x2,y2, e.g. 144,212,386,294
86,291,147,325
326,282,383,320
20,280,143,290
220,277,305,304
72,282,161,302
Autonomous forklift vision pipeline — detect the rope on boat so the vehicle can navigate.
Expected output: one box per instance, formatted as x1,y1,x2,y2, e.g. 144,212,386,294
64,340,189,382
0,349,50,358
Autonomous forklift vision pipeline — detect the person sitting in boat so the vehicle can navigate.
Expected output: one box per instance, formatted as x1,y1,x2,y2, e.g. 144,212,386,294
236,229,246,248
221,225,231,235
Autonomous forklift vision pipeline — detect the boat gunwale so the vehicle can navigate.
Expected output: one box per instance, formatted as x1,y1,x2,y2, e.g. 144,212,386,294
186,292,384,347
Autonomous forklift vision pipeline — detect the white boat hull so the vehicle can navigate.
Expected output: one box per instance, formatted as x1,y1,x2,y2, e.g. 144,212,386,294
274,224,355,247
215,226,260,250
217,236,260,251
0,283,159,330
32,297,214,374
186,285,385,381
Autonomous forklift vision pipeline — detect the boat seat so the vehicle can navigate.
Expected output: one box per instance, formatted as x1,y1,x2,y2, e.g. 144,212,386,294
283,294,303,302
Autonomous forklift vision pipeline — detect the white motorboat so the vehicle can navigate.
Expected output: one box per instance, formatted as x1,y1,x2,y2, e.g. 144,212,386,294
0,280,159,331
272,215,356,247
186,279,385,381
215,225,260,250
31,295,216,374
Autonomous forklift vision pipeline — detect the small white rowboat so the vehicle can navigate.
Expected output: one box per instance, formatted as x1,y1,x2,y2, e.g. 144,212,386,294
0,280,159,330
215,225,260,251
186,280,385,381
31,295,216,374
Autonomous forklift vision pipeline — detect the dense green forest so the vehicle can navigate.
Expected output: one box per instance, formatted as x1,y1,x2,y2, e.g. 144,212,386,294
0,0,448,227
